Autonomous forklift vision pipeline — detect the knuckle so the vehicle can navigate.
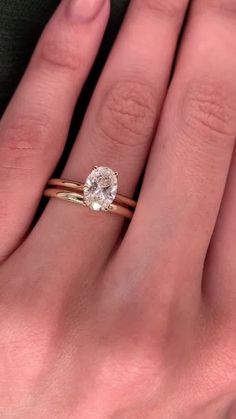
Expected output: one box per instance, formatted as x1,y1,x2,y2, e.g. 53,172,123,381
142,0,187,18
94,80,156,157
181,80,236,141
213,319,236,378
97,326,165,395
0,115,51,173
198,0,236,17
37,25,81,72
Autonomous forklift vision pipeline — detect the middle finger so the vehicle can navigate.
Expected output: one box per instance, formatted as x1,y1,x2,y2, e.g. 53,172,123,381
119,0,236,299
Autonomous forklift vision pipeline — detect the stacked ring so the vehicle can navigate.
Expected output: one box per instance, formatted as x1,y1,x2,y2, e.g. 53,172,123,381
44,166,136,219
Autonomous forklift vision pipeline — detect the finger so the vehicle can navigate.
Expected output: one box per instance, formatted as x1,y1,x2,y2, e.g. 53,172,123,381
0,0,109,261
204,145,236,308
117,0,236,301
31,0,189,277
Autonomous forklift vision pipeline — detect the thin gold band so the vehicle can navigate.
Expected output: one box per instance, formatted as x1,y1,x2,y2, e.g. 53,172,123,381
47,178,136,208
44,178,136,219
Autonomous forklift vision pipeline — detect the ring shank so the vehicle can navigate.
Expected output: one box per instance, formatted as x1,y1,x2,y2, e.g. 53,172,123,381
44,183,134,219
48,178,136,209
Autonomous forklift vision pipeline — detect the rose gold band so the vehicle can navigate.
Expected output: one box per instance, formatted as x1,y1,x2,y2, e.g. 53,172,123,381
47,178,136,208
44,178,136,219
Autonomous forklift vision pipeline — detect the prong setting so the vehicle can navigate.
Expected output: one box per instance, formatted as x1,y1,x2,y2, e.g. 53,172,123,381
83,167,118,212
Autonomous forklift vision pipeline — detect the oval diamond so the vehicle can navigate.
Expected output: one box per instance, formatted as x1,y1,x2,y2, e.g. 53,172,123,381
83,167,118,212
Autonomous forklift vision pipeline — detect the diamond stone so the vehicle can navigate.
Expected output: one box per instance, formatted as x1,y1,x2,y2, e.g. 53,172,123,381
83,167,118,212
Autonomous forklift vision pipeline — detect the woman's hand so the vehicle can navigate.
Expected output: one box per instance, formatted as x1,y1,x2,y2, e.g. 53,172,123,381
1,0,236,417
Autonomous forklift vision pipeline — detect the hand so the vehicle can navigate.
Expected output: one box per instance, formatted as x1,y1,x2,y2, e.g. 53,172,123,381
1,0,236,417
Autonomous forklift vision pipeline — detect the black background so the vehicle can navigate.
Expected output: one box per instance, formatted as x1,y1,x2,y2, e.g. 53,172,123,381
0,0,129,117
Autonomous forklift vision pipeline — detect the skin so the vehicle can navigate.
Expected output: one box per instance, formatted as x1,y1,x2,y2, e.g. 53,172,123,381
0,0,236,417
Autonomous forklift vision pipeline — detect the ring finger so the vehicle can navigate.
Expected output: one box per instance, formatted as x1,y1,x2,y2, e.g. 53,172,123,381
29,0,189,276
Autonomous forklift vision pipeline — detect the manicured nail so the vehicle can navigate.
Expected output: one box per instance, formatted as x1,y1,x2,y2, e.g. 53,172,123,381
68,0,106,21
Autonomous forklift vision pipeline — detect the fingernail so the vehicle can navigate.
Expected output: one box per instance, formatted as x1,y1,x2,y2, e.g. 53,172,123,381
67,0,106,21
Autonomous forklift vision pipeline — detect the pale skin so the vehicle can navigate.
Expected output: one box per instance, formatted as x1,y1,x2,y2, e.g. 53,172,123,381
1,0,236,417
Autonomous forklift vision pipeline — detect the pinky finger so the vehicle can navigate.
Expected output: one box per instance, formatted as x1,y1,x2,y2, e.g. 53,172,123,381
0,0,110,261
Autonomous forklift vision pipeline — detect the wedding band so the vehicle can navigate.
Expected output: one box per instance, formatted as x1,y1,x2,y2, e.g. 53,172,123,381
44,166,136,219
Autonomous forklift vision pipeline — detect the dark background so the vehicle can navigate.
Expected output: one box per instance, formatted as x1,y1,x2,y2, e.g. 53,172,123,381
0,0,129,117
